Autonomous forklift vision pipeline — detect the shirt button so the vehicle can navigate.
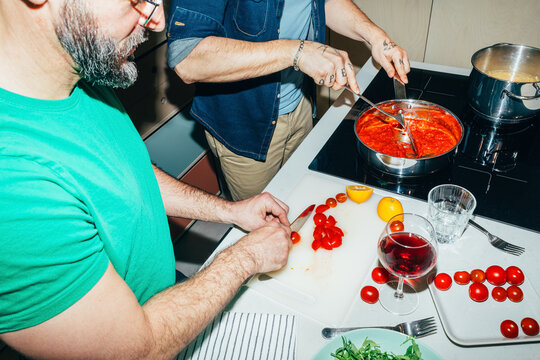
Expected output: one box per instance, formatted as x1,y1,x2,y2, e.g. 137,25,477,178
272,121,276,125
277,28,280,34
277,93,281,98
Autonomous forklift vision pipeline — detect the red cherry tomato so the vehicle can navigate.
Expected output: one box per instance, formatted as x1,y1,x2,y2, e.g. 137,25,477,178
486,265,506,286
507,285,524,302
371,267,390,284
506,266,525,286
454,271,471,285
336,193,347,203
326,197,337,208
325,215,337,228
470,269,486,283
492,286,507,302
291,231,301,244
389,220,404,232
521,317,540,336
469,282,489,302
311,239,321,251
333,226,344,237
434,273,452,291
313,225,325,241
315,204,330,213
360,286,379,304
313,213,326,226
500,320,519,339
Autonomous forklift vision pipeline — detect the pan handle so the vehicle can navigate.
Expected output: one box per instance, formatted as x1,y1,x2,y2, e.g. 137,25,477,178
503,83,540,101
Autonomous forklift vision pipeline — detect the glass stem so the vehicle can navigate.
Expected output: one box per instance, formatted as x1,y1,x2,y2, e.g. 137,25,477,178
394,278,405,300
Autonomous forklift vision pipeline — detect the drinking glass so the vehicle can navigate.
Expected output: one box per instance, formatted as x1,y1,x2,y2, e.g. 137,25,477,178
428,184,477,244
377,213,438,315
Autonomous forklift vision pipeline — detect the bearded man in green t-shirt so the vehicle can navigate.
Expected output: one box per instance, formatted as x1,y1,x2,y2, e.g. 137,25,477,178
0,1,293,358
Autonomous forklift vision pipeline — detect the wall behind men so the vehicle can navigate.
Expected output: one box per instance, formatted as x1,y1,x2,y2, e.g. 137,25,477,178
318,0,540,116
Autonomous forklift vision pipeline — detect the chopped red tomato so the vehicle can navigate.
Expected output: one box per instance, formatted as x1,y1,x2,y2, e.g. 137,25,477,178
326,198,337,208
325,215,337,228
315,204,330,213
313,213,326,226
290,231,301,244
335,193,347,203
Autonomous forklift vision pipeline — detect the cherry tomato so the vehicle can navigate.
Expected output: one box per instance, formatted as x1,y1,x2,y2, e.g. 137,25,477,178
470,269,486,283
360,286,379,304
507,285,524,302
506,266,525,286
320,236,333,250
313,213,326,226
371,267,390,284
325,215,337,228
469,282,489,302
336,193,347,203
491,286,507,302
315,204,329,213
333,226,344,236
454,271,471,285
486,265,506,286
311,239,321,251
326,197,337,208
389,220,404,232
501,320,519,339
521,317,540,336
313,225,325,241
290,231,301,244
434,273,452,291
500,320,519,339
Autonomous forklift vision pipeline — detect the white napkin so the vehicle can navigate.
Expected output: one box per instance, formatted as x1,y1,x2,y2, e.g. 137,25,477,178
175,312,297,360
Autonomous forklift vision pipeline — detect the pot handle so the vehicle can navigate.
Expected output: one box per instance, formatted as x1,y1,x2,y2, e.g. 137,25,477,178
503,83,540,101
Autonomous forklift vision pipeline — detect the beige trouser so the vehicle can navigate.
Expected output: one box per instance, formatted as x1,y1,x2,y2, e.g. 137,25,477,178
205,96,313,201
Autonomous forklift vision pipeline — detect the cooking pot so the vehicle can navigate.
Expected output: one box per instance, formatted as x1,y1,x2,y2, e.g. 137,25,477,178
354,100,464,177
468,43,540,123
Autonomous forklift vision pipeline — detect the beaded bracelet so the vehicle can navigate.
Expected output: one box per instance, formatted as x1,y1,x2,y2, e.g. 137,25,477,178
293,39,305,71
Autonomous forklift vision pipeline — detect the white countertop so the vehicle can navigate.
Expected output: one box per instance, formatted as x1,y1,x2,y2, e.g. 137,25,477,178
205,60,540,359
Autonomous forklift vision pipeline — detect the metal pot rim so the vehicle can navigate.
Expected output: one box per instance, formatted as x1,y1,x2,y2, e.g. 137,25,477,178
471,43,540,84
353,99,464,161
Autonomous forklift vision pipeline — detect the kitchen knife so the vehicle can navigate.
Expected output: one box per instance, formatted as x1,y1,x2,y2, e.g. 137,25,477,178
290,204,315,233
393,77,407,99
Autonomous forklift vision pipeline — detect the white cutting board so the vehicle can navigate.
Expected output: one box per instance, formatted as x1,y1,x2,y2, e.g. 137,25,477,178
248,172,390,326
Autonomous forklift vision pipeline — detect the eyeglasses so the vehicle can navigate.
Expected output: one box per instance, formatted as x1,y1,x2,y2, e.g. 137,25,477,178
131,0,162,26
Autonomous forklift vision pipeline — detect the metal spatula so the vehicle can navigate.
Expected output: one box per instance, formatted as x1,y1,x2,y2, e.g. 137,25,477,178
347,87,418,156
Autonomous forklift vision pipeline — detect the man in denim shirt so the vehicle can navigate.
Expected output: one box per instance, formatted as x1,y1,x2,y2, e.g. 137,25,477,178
167,0,409,200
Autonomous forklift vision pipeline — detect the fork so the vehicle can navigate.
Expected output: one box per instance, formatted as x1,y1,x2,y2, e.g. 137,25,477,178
321,316,437,339
468,219,525,256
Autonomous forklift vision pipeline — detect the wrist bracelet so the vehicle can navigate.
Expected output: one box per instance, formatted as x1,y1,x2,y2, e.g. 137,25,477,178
293,39,304,71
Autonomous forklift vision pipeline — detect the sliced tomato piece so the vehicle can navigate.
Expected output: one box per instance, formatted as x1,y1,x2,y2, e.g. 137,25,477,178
315,204,330,213
336,193,347,203
313,213,326,226
326,198,337,208
290,231,301,244
333,226,344,236
325,215,337,228
311,239,321,251
313,225,325,241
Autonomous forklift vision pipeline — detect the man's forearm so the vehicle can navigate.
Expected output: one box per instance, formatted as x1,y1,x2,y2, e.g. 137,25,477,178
142,246,255,359
174,37,299,84
153,165,234,223
325,0,387,45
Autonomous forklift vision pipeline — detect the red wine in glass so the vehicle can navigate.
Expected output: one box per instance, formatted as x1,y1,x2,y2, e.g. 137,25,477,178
378,232,437,279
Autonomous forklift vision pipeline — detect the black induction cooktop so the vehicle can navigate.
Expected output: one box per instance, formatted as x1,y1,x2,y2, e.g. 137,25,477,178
309,68,540,233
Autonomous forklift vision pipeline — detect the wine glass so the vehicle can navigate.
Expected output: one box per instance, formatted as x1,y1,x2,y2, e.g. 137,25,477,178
377,213,438,315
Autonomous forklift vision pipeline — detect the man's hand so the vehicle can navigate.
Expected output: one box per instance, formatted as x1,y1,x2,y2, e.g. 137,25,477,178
230,192,290,231
296,41,361,94
370,35,410,84
232,222,292,274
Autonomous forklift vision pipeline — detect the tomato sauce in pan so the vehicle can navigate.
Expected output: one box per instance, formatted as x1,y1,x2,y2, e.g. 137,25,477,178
356,104,462,158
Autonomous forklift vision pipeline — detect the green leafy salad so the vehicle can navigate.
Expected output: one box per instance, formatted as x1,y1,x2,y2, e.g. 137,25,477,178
331,336,423,360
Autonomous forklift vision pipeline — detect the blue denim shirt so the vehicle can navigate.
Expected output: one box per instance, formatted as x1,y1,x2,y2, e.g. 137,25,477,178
167,0,326,161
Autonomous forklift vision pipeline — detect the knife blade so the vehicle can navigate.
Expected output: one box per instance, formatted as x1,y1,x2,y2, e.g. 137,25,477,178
393,77,407,99
290,204,315,233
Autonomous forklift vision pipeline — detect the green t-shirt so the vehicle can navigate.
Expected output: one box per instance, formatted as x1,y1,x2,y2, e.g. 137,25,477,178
0,82,175,332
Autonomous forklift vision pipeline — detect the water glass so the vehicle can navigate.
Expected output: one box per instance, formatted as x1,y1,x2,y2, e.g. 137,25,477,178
428,184,476,244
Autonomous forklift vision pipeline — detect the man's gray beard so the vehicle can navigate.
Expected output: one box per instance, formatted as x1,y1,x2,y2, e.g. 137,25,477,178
55,1,148,88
